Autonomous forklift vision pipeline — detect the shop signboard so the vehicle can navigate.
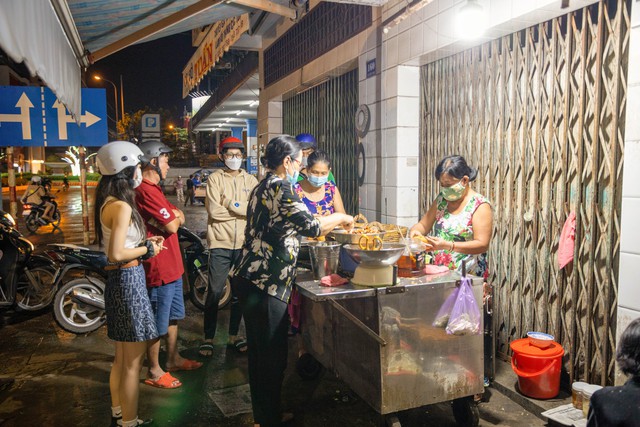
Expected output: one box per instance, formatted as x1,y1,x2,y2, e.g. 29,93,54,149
0,86,107,147
182,15,249,98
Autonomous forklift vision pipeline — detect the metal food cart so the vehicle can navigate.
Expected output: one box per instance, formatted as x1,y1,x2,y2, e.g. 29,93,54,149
295,270,483,427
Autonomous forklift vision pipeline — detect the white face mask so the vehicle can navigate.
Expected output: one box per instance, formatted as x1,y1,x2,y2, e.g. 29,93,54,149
132,167,142,188
225,157,243,171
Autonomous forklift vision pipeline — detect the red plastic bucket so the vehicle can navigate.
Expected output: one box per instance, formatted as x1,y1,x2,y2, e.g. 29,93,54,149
510,338,564,399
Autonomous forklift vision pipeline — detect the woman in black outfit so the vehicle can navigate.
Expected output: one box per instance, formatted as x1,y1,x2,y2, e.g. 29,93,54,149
232,135,354,427
587,317,640,427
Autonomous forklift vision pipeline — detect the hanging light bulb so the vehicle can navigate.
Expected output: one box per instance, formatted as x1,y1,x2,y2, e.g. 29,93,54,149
456,0,487,40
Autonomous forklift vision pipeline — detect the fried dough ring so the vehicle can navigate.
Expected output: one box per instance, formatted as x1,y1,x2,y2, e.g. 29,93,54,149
359,235,383,250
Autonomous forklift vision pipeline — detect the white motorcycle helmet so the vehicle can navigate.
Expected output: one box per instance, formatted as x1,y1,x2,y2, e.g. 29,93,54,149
96,141,147,176
31,176,42,184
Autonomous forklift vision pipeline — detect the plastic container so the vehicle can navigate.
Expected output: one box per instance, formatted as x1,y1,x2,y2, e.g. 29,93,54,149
571,381,589,409
308,242,341,279
581,384,603,417
527,331,554,349
510,338,565,399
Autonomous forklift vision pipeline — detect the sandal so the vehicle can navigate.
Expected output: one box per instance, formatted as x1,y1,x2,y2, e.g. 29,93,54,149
227,338,248,353
144,372,182,389
198,342,215,358
166,359,203,372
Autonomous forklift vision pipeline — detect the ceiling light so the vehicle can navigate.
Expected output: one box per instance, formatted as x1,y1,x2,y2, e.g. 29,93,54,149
456,0,487,40
225,118,231,123
381,0,434,36
249,100,259,107
236,110,244,115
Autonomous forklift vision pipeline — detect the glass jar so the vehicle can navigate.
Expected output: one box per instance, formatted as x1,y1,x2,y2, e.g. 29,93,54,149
397,239,428,278
581,384,603,418
571,382,588,409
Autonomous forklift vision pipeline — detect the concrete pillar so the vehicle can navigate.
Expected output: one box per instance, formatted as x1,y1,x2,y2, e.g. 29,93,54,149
231,127,243,140
246,119,258,175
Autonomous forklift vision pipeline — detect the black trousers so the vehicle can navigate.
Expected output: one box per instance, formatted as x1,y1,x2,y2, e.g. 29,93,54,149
233,276,289,427
204,248,242,340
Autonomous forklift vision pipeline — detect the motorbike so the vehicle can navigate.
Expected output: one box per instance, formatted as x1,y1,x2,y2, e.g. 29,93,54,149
46,226,229,334
45,243,108,334
0,210,58,311
21,195,62,233
178,226,231,311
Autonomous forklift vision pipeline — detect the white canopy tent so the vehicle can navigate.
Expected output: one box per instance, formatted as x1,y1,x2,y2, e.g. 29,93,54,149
0,0,301,120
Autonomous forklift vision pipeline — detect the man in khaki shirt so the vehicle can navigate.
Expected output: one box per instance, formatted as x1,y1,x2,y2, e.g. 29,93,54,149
199,137,258,357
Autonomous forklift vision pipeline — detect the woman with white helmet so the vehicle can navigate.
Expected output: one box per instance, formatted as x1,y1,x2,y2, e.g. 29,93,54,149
95,140,164,427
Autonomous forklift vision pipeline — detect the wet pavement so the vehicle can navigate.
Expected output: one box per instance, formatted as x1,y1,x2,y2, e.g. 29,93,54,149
0,189,549,427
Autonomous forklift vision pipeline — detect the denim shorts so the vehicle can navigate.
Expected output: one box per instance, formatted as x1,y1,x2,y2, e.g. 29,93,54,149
147,278,185,336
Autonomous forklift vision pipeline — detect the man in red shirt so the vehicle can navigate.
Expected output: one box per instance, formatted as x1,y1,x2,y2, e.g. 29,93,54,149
136,140,202,389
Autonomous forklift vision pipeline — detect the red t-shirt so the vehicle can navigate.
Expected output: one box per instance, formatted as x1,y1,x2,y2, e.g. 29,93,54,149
135,179,184,287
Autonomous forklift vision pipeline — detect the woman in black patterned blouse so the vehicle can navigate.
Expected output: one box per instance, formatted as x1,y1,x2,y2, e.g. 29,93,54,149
233,135,354,427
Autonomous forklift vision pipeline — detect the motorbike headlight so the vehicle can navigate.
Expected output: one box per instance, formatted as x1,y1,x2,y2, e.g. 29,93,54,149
3,213,15,227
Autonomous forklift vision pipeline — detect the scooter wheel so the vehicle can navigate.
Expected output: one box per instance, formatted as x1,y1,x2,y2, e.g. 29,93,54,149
53,278,106,334
25,215,39,233
296,353,322,380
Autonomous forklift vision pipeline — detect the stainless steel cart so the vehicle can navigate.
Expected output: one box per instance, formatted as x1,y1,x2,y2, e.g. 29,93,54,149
296,271,484,427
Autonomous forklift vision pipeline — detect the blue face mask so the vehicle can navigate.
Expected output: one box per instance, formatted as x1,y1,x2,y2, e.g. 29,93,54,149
286,157,300,184
286,170,299,184
307,174,328,188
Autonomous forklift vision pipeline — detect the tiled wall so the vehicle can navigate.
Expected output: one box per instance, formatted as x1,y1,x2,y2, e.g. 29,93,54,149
616,0,640,386
260,0,605,224
355,0,601,223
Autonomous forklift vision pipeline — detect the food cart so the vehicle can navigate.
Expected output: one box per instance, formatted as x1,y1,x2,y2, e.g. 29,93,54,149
295,270,484,427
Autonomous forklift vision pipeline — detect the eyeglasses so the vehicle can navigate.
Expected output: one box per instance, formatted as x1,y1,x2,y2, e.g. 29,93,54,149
290,157,302,170
223,153,244,159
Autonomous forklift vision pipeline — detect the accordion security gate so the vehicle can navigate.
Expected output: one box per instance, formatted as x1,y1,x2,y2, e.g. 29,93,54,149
283,69,359,215
419,0,629,385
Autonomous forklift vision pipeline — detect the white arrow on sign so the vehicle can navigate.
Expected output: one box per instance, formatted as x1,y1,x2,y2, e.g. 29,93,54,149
0,93,34,139
53,100,101,140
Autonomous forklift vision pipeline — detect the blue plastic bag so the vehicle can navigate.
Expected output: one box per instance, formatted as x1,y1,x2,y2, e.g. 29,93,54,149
445,277,481,335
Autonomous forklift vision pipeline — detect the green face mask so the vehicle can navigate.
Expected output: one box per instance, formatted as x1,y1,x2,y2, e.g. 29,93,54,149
441,180,466,201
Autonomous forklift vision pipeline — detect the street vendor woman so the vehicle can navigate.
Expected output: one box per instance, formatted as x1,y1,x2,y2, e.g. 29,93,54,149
409,155,492,279
232,135,354,427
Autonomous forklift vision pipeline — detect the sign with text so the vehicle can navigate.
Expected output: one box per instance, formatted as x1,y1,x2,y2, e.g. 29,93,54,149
0,86,107,147
366,59,376,78
182,15,249,98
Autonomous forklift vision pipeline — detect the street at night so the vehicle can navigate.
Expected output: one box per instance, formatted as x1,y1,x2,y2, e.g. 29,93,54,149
0,188,547,427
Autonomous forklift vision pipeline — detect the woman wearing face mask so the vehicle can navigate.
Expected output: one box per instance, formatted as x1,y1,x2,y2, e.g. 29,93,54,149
201,136,258,357
292,150,345,216
232,135,354,427
409,155,492,276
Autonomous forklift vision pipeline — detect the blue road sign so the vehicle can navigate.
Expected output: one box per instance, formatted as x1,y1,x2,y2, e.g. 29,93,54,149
0,86,107,147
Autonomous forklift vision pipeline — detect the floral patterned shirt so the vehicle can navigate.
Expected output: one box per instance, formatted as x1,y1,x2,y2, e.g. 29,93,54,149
292,181,336,216
432,193,490,278
233,173,322,303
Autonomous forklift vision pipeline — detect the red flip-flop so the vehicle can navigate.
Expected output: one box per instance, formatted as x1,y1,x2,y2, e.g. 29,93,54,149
166,359,203,372
144,372,182,389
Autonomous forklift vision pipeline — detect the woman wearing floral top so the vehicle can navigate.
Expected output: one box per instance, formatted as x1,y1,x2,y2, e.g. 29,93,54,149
409,155,492,278
292,150,345,216
232,135,354,427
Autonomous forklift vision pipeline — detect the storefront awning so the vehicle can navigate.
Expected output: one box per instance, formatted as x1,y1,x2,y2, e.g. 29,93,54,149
0,0,296,122
0,0,82,119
